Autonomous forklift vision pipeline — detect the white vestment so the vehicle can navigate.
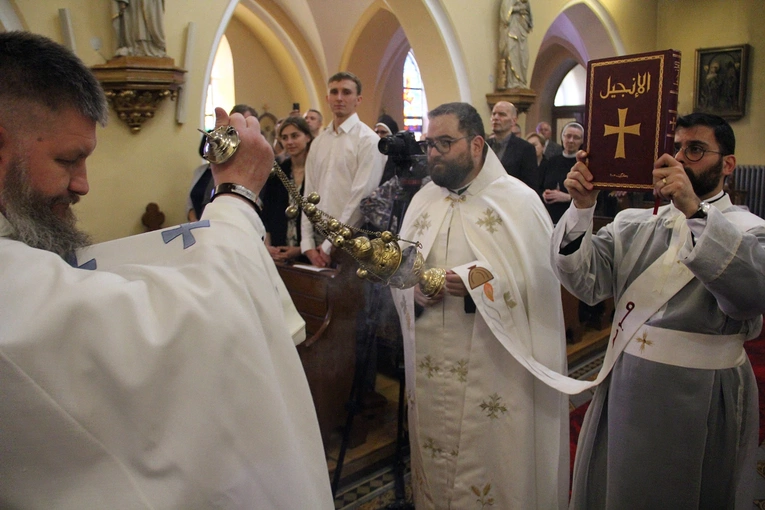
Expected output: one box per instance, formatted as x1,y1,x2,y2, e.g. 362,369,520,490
0,197,333,509
552,195,765,509
300,112,385,255
392,151,568,509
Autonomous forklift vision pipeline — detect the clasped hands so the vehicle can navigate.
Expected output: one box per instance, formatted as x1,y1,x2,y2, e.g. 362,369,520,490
304,247,331,268
564,150,702,218
542,187,571,204
267,246,302,262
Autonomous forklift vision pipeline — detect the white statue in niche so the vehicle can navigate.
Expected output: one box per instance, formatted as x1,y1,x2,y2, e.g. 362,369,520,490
112,0,166,58
498,0,533,89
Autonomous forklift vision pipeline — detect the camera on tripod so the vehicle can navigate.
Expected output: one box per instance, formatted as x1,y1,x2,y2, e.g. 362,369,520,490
377,130,428,180
378,130,423,158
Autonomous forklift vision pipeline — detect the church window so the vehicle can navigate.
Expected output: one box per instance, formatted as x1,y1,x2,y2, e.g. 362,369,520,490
554,64,586,106
403,50,427,140
204,35,236,130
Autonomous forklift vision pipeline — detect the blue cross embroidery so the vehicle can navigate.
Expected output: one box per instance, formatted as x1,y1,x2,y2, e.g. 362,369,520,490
161,220,210,249
66,251,96,270
77,258,97,270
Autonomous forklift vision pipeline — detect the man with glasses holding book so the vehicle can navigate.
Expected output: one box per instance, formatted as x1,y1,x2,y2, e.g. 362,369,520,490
392,102,568,509
552,112,765,508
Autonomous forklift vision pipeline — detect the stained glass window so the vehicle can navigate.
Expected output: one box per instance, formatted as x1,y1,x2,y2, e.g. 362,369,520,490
403,50,427,140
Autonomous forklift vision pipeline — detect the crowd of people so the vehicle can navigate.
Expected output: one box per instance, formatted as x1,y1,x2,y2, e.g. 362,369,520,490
3,29,765,510
194,84,586,257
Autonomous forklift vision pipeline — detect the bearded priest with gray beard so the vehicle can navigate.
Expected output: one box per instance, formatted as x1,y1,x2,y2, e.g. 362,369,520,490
0,31,332,509
391,102,568,509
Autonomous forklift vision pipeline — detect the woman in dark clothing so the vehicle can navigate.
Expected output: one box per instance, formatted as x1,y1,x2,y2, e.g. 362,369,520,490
525,131,548,195
259,116,313,262
539,153,573,224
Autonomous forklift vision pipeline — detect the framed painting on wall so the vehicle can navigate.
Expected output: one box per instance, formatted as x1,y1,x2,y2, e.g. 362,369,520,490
693,44,750,120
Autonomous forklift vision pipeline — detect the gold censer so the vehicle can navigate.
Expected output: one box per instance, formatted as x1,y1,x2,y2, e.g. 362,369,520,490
200,124,446,297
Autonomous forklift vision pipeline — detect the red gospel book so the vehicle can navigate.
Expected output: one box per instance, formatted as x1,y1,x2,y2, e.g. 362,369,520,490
584,49,681,191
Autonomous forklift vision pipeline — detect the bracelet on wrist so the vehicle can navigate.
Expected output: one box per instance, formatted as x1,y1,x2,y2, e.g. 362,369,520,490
210,183,262,212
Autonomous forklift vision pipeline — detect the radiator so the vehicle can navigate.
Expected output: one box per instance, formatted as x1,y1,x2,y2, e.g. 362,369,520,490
732,165,765,219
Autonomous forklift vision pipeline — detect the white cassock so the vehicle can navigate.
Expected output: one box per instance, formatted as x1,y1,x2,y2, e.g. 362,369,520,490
551,195,765,509
0,197,334,509
392,151,568,509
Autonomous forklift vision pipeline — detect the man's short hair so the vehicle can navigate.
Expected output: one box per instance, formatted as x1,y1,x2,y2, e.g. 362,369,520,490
675,112,735,155
328,71,362,95
0,31,107,125
229,104,259,118
305,108,323,121
428,102,487,157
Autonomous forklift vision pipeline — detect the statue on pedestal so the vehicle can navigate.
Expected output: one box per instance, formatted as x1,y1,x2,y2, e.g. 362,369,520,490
112,0,166,58
497,0,533,90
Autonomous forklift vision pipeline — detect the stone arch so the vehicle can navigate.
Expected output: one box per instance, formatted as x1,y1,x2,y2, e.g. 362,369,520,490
341,5,410,126
342,0,468,111
203,0,325,127
527,0,624,129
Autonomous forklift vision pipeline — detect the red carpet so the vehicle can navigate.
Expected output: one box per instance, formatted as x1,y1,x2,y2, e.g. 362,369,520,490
569,321,765,476
569,400,589,476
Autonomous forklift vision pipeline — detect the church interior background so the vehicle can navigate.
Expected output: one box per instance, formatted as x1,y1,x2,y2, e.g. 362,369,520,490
3,0,765,507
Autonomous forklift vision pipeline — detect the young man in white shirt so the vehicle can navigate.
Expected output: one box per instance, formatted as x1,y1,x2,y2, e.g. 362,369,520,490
300,71,386,267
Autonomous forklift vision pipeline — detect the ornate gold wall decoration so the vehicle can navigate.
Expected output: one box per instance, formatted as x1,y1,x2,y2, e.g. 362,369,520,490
91,56,185,133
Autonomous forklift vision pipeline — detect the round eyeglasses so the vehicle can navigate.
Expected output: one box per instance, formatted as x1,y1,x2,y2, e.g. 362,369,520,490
418,136,472,155
676,144,725,162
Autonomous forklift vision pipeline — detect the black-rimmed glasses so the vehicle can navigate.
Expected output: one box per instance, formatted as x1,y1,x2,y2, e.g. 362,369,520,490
675,144,725,162
418,136,472,155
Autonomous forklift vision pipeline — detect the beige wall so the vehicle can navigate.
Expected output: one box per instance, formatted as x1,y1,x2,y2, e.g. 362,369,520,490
658,0,763,165
226,16,293,119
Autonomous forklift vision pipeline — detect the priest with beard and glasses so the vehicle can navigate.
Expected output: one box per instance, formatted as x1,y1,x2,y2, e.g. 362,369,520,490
551,112,765,509
0,32,333,509
391,102,569,509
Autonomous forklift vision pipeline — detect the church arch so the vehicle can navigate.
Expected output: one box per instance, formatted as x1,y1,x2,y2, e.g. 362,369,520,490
357,0,467,107
341,4,410,126
205,0,468,128
527,0,624,133
201,0,324,128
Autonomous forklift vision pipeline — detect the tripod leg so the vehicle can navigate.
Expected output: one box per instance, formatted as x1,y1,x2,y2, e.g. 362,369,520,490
386,346,413,509
331,282,382,496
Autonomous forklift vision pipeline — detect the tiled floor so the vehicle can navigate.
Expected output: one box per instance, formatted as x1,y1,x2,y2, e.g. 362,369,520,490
333,464,410,509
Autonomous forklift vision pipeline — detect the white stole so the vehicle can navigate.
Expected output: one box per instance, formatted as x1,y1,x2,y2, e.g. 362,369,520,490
454,212,695,395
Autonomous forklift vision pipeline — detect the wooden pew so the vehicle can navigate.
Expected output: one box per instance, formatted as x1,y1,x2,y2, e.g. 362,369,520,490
276,253,363,450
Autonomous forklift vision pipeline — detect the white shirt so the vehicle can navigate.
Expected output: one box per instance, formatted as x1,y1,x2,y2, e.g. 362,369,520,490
300,113,385,255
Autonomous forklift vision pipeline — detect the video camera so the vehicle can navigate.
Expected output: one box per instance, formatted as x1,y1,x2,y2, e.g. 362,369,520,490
377,130,428,180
